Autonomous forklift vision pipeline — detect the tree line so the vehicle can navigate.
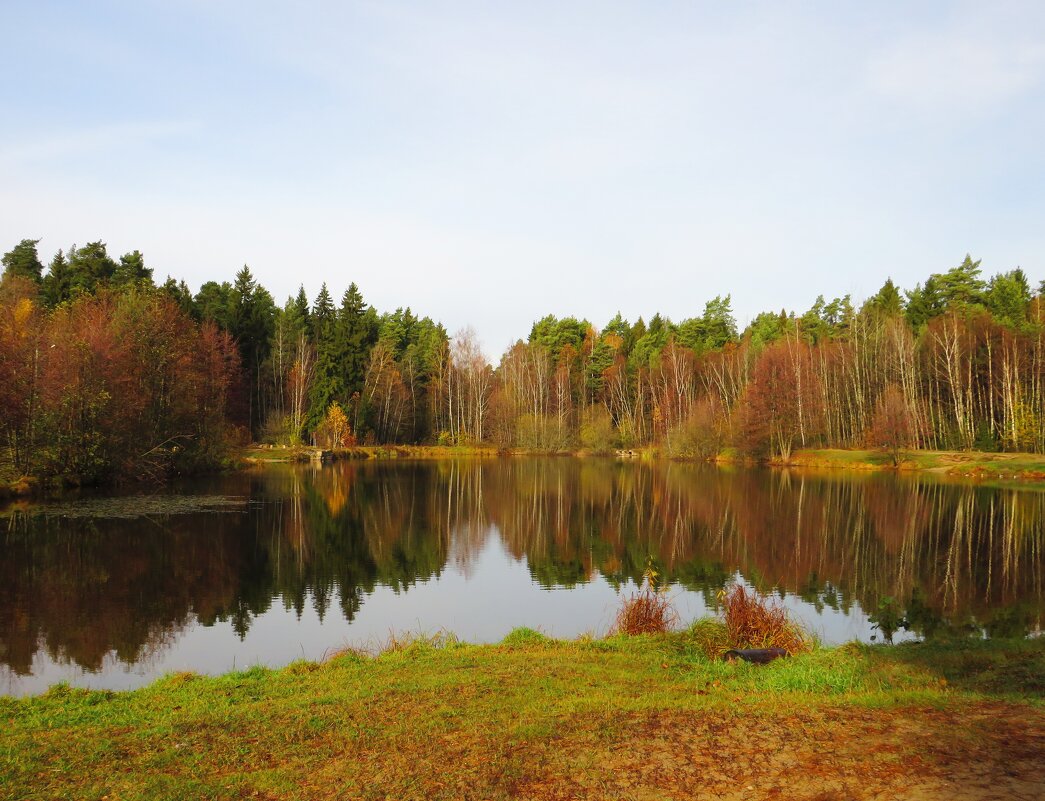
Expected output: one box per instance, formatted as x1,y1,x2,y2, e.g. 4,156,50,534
2,237,1044,483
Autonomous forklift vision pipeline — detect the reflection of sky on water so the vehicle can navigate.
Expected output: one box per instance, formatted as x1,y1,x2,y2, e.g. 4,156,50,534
1,459,1038,696
1,530,886,697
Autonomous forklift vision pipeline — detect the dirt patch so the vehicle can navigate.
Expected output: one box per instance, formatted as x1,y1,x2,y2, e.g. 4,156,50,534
510,703,1045,801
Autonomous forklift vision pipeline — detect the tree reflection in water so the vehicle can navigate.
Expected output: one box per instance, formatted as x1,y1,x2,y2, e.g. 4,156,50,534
0,459,1041,679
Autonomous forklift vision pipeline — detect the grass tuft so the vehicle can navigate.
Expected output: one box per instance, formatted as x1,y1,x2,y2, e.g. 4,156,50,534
613,562,679,635
718,584,812,655
382,628,461,655
688,617,732,659
501,627,551,647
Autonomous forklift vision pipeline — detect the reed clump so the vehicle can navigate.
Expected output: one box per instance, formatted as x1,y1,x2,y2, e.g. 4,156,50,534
718,584,812,655
613,562,679,635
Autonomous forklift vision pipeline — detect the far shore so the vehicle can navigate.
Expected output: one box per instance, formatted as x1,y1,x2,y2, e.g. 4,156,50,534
240,443,1045,484
4,444,1045,502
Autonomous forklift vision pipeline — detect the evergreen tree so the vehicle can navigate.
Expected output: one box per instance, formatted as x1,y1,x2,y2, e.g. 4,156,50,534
630,313,670,370
41,249,72,307
195,281,236,329
745,310,787,348
529,315,588,361
585,330,616,398
307,283,340,432
869,278,904,316
68,241,117,294
231,266,275,432
293,286,310,328
160,276,196,318
937,254,986,308
905,280,943,329
1,238,44,282
672,317,704,353
602,313,631,351
985,269,1032,328
700,295,738,349
338,283,378,397
113,250,153,287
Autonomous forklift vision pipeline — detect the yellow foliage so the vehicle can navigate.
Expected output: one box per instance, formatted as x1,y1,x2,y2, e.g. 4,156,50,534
14,297,36,332
324,402,352,448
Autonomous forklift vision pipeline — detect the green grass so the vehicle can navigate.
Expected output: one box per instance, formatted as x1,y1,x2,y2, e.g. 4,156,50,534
762,447,1045,484
1,631,1041,801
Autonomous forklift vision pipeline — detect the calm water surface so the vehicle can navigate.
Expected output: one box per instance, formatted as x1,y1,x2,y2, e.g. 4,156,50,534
1,459,1042,695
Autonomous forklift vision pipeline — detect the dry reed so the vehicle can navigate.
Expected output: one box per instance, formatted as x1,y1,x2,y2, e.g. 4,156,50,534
718,584,811,655
613,565,679,635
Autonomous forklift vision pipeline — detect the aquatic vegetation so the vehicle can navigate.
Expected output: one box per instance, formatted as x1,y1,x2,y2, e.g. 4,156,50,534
1,494,248,519
718,584,812,656
690,585,812,659
613,561,679,635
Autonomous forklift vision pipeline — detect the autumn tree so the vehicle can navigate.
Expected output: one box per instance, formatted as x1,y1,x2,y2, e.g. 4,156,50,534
738,340,807,460
0,277,43,473
314,401,353,449
871,384,914,466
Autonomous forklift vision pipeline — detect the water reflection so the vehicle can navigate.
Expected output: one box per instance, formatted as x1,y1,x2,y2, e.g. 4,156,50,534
0,459,1042,693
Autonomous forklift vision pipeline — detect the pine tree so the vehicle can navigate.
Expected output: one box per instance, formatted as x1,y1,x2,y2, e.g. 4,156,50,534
113,250,153,287
68,241,117,294
1,239,44,282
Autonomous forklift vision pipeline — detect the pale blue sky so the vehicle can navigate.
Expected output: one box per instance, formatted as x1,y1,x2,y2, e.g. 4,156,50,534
2,1,1043,354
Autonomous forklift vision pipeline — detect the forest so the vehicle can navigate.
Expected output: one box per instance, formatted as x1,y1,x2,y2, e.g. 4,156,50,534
1,236,1044,483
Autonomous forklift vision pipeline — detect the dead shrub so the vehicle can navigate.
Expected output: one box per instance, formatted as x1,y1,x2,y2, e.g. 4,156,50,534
718,584,811,655
613,563,679,635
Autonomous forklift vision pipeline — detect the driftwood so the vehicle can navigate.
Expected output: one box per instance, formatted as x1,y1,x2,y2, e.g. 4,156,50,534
722,648,788,664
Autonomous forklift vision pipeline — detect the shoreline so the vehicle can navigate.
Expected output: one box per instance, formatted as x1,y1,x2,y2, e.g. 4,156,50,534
242,443,1045,483
5,444,1045,502
2,632,1041,799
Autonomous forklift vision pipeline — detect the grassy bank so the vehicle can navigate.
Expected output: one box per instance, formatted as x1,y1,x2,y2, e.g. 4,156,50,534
759,447,1045,483
239,444,501,464
2,632,1042,801
242,442,1045,479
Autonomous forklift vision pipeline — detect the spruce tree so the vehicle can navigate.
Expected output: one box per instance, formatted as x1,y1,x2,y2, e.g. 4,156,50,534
338,283,377,399
307,283,341,432
41,250,72,307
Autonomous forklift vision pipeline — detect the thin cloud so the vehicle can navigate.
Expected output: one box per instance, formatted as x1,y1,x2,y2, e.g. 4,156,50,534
0,120,201,169
866,17,1045,110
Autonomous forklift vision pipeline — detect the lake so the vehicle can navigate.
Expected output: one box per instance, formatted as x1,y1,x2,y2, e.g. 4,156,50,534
1,458,1042,695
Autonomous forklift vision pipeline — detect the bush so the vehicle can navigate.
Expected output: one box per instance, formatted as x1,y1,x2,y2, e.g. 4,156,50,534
613,563,678,635
580,407,616,454
718,584,811,655
667,399,724,459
